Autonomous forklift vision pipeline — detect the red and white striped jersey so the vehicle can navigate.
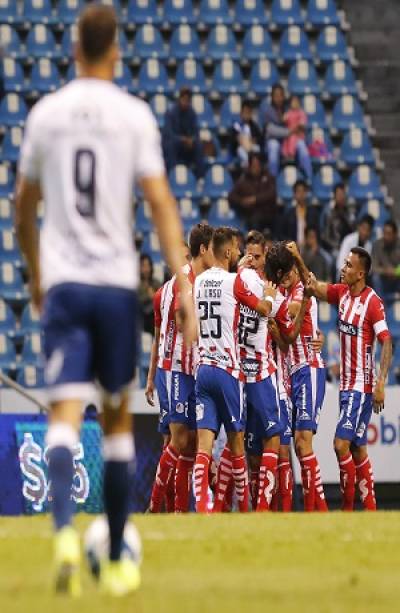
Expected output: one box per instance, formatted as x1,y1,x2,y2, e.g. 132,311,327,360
155,278,176,371
327,284,391,393
284,280,325,374
171,264,196,375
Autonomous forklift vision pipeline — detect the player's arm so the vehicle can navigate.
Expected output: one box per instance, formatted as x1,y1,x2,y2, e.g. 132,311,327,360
145,326,160,407
372,299,393,413
234,275,277,317
280,295,309,344
286,242,329,301
268,319,289,353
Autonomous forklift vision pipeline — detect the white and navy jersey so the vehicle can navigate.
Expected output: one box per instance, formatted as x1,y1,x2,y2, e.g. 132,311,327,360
156,278,176,371
19,78,164,292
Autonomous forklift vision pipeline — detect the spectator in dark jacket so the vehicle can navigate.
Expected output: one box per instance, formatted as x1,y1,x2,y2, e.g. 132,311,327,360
162,87,205,178
228,152,277,232
230,100,262,168
263,83,312,182
321,183,353,257
372,219,400,300
280,180,320,247
301,226,331,281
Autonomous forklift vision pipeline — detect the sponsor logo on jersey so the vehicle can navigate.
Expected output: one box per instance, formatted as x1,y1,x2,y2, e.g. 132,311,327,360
242,359,259,373
338,319,357,336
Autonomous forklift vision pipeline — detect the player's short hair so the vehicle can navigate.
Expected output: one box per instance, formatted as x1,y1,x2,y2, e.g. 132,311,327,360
189,223,214,258
78,4,117,63
245,230,266,250
265,241,295,284
212,226,237,259
350,246,372,275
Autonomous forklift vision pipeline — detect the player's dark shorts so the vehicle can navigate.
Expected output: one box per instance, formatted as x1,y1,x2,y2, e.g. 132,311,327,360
280,397,293,446
155,367,170,435
291,365,326,433
244,373,281,456
168,370,197,431
336,390,372,447
42,283,137,401
195,365,245,434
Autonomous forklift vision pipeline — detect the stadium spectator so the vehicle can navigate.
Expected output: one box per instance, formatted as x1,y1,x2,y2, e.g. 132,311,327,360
138,254,161,335
372,220,400,300
282,95,307,160
336,215,374,280
162,87,205,178
301,226,331,281
229,100,262,168
321,184,353,257
263,84,312,183
228,152,277,233
279,180,320,247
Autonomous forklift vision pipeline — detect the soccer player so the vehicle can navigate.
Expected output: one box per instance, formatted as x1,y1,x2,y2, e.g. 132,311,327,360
299,245,392,511
16,5,196,597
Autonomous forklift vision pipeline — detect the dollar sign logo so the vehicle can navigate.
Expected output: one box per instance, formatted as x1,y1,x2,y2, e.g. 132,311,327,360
19,433,47,512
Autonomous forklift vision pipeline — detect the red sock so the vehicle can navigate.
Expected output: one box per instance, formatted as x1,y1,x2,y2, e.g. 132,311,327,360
231,454,249,512
175,455,194,513
338,452,356,511
149,444,178,513
300,453,317,512
278,460,293,512
165,471,176,512
212,446,232,513
271,472,279,512
223,478,234,512
256,450,278,512
249,469,259,511
194,453,211,513
356,456,376,511
314,459,328,512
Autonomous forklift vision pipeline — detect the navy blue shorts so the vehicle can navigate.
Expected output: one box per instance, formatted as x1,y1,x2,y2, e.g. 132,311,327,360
155,367,170,435
195,365,245,434
168,370,197,431
291,366,326,433
336,391,373,447
42,283,137,400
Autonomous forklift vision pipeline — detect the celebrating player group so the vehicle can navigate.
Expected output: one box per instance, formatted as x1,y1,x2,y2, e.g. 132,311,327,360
147,224,392,514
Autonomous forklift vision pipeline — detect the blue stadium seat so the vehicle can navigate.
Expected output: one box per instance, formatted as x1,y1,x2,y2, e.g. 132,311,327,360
22,0,54,24
203,165,233,199
133,24,167,59
170,25,202,60
271,0,304,27
168,165,198,198
149,94,169,128
25,25,58,59
306,0,340,27
316,26,348,62
30,59,61,94
211,60,245,95
331,95,365,131
307,126,334,164
277,166,305,201
176,59,207,93
21,333,44,366
340,128,375,167
135,201,153,233
0,94,27,127
279,26,312,62
65,62,77,83
99,0,124,23
113,60,133,92
385,302,400,340
234,0,268,27
0,0,20,24
0,230,22,267
219,94,242,130
16,365,45,389
208,198,244,230
357,199,389,226
318,302,337,336
348,165,383,201
0,263,29,304
0,333,17,369
242,26,275,61
18,302,41,338
0,299,17,337
198,0,233,26
163,0,196,25
0,25,24,59
200,128,227,165
192,94,217,129
249,59,279,95
60,25,77,61
118,30,132,59
2,126,23,162
205,25,239,61
0,199,14,229
324,60,357,97
141,232,163,262
1,59,25,94
0,165,14,198
178,198,201,231
302,94,328,127
126,0,162,25
58,0,84,25
288,60,320,95
137,59,171,95
312,165,342,201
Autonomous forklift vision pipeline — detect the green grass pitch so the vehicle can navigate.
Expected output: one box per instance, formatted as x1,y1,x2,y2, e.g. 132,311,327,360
0,512,398,613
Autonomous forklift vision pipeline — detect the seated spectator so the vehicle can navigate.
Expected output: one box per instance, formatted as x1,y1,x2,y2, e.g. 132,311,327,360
279,179,320,248
263,83,312,183
321,183,353,257
372,219,400,300
162,87,205,178
138,254,161,335
230,100,262,168
228,152,277,232
336,214,374,280
282,95,307,160
301,226,331,281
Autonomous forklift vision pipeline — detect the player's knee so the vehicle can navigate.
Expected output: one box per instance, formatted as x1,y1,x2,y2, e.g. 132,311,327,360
334,437,350,457
228,432,245,456
295,434,311,458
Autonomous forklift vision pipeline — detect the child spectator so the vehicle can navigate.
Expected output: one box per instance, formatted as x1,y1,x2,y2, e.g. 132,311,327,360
281,95,307,160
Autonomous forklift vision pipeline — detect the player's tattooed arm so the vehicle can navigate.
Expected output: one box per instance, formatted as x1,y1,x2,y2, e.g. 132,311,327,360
145,328,160,406
373,338,393,414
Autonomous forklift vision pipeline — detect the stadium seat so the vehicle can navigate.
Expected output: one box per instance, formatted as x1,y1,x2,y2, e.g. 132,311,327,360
30,59,61,94
0,299,17,336
137,59,171,95
175,59,207,93
168,165,198,198
99,0,124,23
278,26,312,63
58,0,84,25
0,263,29,304
331,95,365,131
118,30,132,59
65,62,77,83
288,60,320,95
21,332,44,366
318,301,337,335
348,165,383,201
0,199,14,229
0,333,17,369
113,60,133,92
270,0,304,27
306,0,340,27
0,25,24,59
135,200,153,233
386,302,400,340
205,25,240,61
1,126,22,162
25,25,59,60
203,165,233,199
1,59,25,94
211,60,245,95
208,198,244,230
178,198,201,231
357,199,389,226
0,0,20,24
141,232,163,261
312,165,342,201
21,0,54,24
0,165,14,198
324,60,357,97
242,26,276,61
0,94,27,127
198,0,233,26
200,129,227,165
192,94,217,130
16,365,45,389
302,94,328,127
219,94,242,130
60,25,78,61
234,0,268,27
163,0,196,25
316,26,348,62
340,128,375,167
126,0,162,25
0,230,22,267
18,302,41,339
169,25,202,60
249,59,279,95
277,166,305,201
133,24,167,59
149,94,169,128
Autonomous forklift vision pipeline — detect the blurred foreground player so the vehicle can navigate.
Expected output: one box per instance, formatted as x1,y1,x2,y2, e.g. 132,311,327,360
16,5,196,597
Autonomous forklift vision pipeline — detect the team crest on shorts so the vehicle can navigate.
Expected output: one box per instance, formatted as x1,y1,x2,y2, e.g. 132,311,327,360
176,402,185,414
196,404,204,421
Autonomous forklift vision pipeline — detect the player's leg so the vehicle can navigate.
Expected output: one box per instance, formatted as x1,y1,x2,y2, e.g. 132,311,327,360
350,393,376,511
244,404,263,511
174,380,197,513
149,368,173,512
277,398,294,512
212,443,233,513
